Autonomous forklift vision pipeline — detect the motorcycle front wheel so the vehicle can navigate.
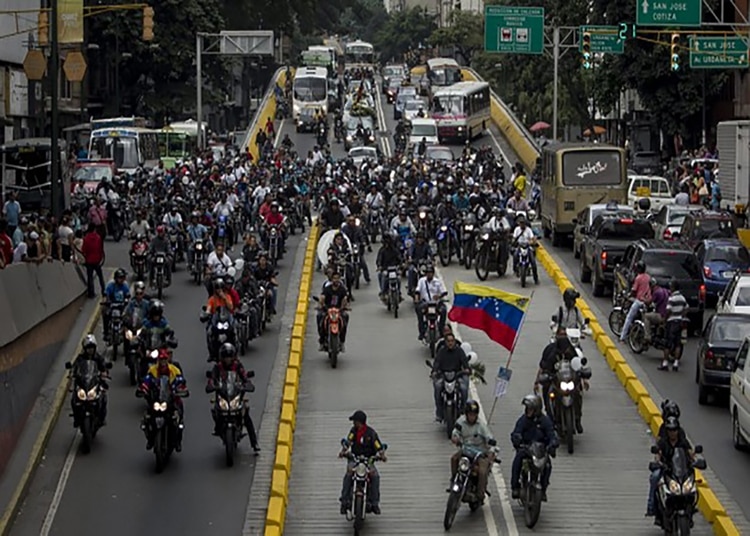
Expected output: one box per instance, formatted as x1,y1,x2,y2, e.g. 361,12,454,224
676,514,692,535
475,249,489,281
520,264,528,288
224,427,236,467
154,427,168,473
438,239,451,267
443,489,461,530
628,323,648,354
523,483,542,528
608,308,625,337
80,414,94,454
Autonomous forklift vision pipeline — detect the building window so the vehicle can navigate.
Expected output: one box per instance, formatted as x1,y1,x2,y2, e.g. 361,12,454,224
59,66,72,99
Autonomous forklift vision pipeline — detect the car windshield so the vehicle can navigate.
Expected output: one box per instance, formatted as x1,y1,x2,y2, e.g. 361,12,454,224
706,244,750,265
405,100,422,111
74,165,113,183
694,218,735,239
427,148,453,161
411,124,437,137
668,211,689,224
736,287,750,307
711,316,750,341
596,219,654,240
346,118,373,131
642,251,702,280
350,148,375,158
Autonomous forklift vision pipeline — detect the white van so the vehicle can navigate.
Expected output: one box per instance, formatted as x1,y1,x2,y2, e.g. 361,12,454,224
408,118,439,147
628,175,673,212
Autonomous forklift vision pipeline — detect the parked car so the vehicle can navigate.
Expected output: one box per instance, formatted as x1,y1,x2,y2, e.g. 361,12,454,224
676,210,737,250
729,335,750,448
649,204,704,241
614,239,706,334
717,272,750,315
697,313,750,405
696,238,750,305
572,202,634,259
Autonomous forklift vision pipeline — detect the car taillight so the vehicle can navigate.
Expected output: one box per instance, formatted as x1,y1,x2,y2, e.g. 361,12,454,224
703,265,712,278
699,284,706,302
663,228,672,239
704,349,717,368
600,251,607,269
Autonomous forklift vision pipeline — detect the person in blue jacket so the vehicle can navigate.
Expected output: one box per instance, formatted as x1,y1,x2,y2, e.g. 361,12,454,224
102,268,130,342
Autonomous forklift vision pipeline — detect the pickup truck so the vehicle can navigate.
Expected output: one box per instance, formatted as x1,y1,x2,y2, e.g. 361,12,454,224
579,213,655,297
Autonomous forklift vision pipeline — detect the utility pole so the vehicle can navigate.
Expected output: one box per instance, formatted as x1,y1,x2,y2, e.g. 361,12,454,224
50,0,62,219
196,34,203,149
552,27,560,141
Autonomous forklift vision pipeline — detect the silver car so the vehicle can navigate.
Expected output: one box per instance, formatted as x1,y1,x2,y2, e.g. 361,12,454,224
649,204,704,241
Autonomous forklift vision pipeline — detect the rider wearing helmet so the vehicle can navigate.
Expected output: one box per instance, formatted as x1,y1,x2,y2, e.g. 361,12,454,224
647,415,694,519
125,281,151,319
407,232,433,295
558,288,584,329
102,268,131,342
510,394,558,501
186,211,212,270
71,334,109,426
375,234,404,299
139,299,176,353
138,348,188,451
205,342,260,453
450,401,497,504
148,225,173,285
511,216,538,283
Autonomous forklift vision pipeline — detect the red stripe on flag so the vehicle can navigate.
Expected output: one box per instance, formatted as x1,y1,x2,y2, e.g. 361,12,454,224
448,305,517,351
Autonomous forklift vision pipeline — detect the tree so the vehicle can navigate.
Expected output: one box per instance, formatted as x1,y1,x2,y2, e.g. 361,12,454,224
373,7,436,63
429,11,483,64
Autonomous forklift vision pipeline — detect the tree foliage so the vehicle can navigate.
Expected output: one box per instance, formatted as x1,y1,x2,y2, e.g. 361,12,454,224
373,7,437,63
429,11,483,64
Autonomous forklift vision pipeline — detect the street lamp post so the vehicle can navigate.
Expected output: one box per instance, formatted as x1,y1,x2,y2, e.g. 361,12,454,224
50,0,62,219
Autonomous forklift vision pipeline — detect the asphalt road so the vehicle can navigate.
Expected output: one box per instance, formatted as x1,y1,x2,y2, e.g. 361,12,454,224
10,228,304,535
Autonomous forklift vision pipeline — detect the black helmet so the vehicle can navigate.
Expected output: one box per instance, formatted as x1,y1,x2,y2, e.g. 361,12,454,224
219,342,236,360
635,260,646,273
664,416,680,431
522,393,542,415
214,278,225,290
114,268,127,279
464,400,480,415
661,399,681,420
149,300,164,317
563,288,580,305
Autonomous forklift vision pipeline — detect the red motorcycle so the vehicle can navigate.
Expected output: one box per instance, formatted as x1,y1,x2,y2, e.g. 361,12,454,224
130,234,148,281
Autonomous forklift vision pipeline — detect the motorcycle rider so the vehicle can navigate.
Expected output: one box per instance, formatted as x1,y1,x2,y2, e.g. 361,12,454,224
338,410,386,515
558,288,584,329
643,277,669,344
450,401,497,503
129,209,151,239
646,416,695,521
376,234,403,300
342,215,371,284
320,198,346,233
506,188,530,213
148,225,173,286
452,188,470,211
536,325,584,432
253,253,278,316
511,217,538,284
510,394,558,501
317,271,349,353
206,342,261,454
125,281,151,320
262,201,286,253
139,300,177,354
431,332,470,421
204,241,233,295
390,208,416,247
102,268,131,343
138,348,188,451
619,261,651,343
407,232,434,294
414,265,448,342
365,183,385,211
186,211,212,271
71,334,109,425
660,280,687,371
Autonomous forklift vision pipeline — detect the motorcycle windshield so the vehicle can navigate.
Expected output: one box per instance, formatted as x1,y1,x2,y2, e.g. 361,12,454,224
157,375,171,403
557,360,574,381
75,360,100,390
670,448,690,481
221,371,240,399
529,441,547,459
443,371,457,381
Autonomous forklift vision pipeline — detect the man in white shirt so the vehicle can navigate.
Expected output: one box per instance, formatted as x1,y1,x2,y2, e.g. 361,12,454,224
365,186,384,210
511,217,538,283
204,242,233,295
414,265,448,341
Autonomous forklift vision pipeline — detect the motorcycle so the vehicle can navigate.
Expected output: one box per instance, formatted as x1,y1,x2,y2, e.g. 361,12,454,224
191,239,206,285
351,243,363,290
545,352,591,454
517,442,551,528
107,198,124,242
461,213,478,270
608,289,632,337
136,375,189,473
313,296,345,368
256,282,273,334
235,297,252,355
367,208,384,244
130,235,148,281
65,359,111,454
152,252,169,300
416,206,432,237
444,431,499,530
215,214,230,244
650,444,706,535
384,265,401,319
206,369,255,467
124,314,144,386
474,228,509,281
422,300,445,358
426,360,466,438
340,439,387,534
168,229,183,270
267,224,282,268
107,303,126,361
515,243,538,288
203,307,237,360
436,219,458,267
627,308,688,356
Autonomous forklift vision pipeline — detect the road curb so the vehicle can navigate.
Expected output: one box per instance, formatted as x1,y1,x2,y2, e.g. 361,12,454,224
536,245,741,535
263,222,319,535
0,305,102,535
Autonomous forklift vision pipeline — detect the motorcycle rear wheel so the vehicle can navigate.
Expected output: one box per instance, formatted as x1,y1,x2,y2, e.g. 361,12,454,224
443,490,461,530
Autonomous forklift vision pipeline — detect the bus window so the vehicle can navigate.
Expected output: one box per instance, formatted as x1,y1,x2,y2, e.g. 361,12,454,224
562,150,622,186
294,78,327,102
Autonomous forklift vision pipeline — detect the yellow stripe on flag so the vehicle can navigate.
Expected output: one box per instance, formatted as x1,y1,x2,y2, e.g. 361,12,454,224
452,281,531,312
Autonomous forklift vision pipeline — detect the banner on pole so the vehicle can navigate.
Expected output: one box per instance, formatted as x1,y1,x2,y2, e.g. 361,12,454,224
58,0,84,44
493,366,513,398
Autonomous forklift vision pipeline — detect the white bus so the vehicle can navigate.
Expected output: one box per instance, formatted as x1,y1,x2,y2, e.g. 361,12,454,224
431,81,491,142
88,127,161,174
426,58,462,87
302,46,337,78
344,40,374,70
292,66,329,118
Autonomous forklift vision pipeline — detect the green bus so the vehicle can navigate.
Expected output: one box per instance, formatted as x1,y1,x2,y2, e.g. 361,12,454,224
157,120,202,169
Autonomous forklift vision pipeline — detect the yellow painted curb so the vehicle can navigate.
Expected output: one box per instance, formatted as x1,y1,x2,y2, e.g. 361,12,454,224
698,485,727,523
264,526,282,536
290,338,303,355
291,324,305,340
274,446,292,476
280,401,296,430
596,334,615,358
282,383,298,411
714,515,742,536
265,496,285,529
615,362,636,386
277,421,294,448
288,351,302,371
285,367,300,388
294,312,306,328
624,378,649,403
270,469,289,503
605,348,626,370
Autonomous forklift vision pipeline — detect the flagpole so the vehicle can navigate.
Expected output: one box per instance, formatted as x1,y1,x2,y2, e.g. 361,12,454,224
488,290,535,423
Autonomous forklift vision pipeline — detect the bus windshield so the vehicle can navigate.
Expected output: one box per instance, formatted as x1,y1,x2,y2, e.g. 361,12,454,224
430,68,461,86
433,95,463,114
345,49,373,64
90,136,139,170
157,133,192,157
294,78,327,102
562,150,623,186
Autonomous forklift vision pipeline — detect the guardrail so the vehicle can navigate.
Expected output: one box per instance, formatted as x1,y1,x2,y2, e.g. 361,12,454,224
264,222,319,536
242,67,287,162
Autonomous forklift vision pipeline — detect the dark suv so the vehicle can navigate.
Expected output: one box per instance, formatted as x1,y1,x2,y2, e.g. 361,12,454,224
676,210,737,250
614,239,706,334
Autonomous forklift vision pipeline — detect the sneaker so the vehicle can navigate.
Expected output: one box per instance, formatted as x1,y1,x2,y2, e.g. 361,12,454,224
340,502,348,515
541,490,548,502
371,504,381,515
672,363,679,372
575,421,583,434
511,488,520,499
318,343,326,351
340,343,346,353
657,364,669,371
253,445,261,455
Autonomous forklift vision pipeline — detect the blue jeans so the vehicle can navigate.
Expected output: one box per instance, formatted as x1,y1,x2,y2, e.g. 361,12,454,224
340,461,380,506
620,299,644,342
433,376,468,420
647,468,661,514
511,450,551,490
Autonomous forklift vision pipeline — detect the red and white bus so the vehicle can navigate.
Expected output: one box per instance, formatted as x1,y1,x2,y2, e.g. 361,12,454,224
431,81,491,142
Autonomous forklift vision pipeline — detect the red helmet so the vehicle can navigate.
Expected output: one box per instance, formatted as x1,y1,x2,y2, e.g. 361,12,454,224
156,225,166,235
157,349,170,360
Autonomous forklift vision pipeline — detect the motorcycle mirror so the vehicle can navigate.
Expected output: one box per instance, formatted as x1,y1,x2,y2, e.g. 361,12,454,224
583,317,590,325
581,357,588,366
205,370,213,379
650,445,659,454
570,356,583,372
551,314,558,322
340,438,348,447
135,390,145,398
248,370,256,378
175,390,190,398
105,362,113,369
694,445,703,454
694,459,707,470
425,359,433,368
488,438,497,446
381,443,388,451
312,296,320,302
64,361,72,369
205,385,215,394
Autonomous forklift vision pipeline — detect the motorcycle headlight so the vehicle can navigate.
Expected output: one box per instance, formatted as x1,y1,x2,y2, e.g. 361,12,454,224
111,309,121,318
464,225,473,231
218,322,229,330
444,381,456,393
419,211,426,219
86,387,99,400
355,218,361,226
440,225,447,232
533,455,547,470
569,336,579,346
427,306,437,315
229,395,243,410
368,136,375,142
560,381,575,392
195,243,203,250
150,349,159,359
156,257,165,264
481,233,490,240
346,136,353,142
388,271,398,278
458,457,471,472
682,476,695,494
77,388,87,401
355,463,368,478
667,478,681,495
152,401,167,412
218,397,230,411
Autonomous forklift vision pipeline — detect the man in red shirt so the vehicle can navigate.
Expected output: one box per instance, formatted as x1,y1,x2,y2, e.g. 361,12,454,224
81,223,105,298
0,219,13,268
262,202,286,254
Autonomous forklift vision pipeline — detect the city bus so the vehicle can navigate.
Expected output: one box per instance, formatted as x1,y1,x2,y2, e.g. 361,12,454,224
292,66,329,118
344,40,375,71
540,142,628,246
426,58,462,87
0,138,70,212
431,81,491,142
88,127,161,174
157,120,202,169
91,116,148,130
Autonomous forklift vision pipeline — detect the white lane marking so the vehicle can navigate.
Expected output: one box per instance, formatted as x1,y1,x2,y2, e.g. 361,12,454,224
274,119,284,147
434,265,520,536
40,434,80,536
374,85,392,158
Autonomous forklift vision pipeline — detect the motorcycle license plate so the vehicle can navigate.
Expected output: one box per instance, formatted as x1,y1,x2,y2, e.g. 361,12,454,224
111,309,121,317
388,271,397,279
427,306,437,315
156,257,165,264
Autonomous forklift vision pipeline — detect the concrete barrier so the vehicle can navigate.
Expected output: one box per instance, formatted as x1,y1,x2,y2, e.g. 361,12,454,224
244,68,294,163
264,223,319,532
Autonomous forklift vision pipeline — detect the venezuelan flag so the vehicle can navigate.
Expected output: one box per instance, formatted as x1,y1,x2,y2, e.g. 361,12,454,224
447,282,530,351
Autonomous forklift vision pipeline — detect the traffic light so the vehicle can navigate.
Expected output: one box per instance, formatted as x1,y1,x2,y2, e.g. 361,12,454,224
670,33,680,71
38,10,48,46
581,31,592,69
143,6,154,41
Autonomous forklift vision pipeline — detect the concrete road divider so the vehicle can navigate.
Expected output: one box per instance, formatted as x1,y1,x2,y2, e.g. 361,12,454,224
245,68,294,162
265,223,319,535
535,243,740,534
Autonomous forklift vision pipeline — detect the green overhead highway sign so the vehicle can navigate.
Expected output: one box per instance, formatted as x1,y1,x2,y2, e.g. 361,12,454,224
689,36,749,68
636,0,701,27
484,5,545,55
579,26,625,54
